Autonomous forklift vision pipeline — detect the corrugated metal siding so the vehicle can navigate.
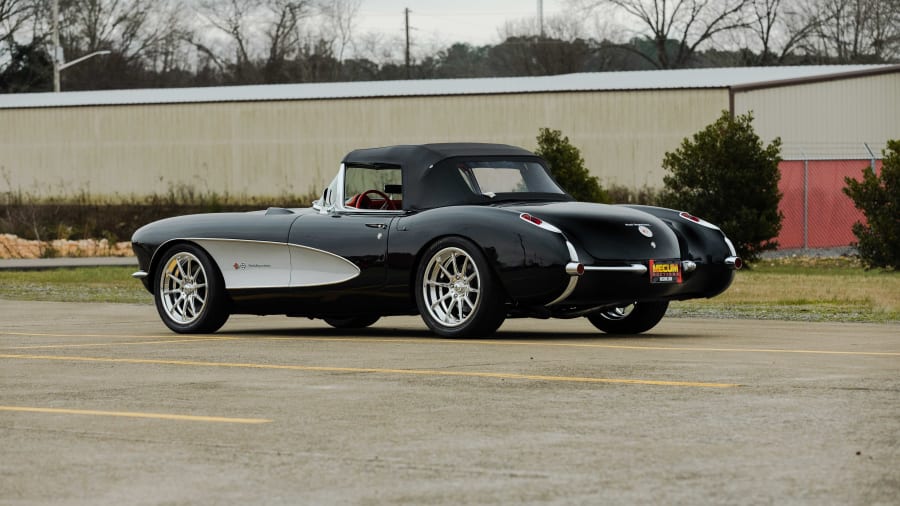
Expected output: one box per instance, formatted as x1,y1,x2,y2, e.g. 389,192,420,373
733,72,900,160
0,89,728,200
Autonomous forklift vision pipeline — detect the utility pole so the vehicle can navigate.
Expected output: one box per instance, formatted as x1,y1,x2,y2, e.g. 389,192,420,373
52,0,60,92
538,0,544,37
404,7,411,79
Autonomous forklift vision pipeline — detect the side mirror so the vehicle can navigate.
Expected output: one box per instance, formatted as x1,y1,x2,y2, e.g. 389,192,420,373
314,188,334,214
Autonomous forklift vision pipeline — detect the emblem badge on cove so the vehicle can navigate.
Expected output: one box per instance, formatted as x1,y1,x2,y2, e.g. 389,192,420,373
638,225,653,238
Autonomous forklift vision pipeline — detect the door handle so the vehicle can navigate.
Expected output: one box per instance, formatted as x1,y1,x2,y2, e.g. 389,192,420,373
365,223,387,229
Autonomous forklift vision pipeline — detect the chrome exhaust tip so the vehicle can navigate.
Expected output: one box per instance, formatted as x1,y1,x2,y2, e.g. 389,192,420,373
725,257,743,270
566,262,585,276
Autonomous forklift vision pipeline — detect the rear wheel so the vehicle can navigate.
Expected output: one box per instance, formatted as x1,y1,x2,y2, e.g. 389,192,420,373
415,238,506,338
587,301,669,335
154,244,229,334
324,316,380,329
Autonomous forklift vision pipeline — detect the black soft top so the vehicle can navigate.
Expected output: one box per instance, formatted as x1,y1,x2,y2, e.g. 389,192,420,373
342,143,560,210
342,143,538,170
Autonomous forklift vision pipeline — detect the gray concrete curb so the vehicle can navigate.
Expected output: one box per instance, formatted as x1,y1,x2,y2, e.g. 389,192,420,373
0,257,138,270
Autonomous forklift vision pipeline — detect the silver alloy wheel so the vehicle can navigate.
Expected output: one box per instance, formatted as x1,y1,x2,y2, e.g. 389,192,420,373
599,303,635,321
421,246,481,328
159,251,209,325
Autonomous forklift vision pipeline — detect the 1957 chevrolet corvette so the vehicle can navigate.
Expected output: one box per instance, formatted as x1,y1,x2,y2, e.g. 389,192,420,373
132,143,741,338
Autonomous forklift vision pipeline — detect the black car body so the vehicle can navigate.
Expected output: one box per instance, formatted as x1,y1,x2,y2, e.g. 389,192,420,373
132,143,741,337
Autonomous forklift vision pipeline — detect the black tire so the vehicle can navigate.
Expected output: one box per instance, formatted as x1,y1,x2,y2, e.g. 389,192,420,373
415,237,506,338
153,243,229,334
586,301,669,335
323,315,381,329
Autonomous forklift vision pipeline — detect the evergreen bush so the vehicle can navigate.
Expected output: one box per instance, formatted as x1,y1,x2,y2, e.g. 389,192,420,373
535,128,609,203
658,111,783,264
843,140,900,270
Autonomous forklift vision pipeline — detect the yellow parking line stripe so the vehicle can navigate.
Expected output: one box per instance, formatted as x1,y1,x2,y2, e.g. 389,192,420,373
0,353,737,388
5,331,893,357
7,339,232,350
259,336,900,357
0,405,271,424
0,331,232,340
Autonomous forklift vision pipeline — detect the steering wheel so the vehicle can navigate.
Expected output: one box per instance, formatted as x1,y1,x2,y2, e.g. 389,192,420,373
357,189,396,210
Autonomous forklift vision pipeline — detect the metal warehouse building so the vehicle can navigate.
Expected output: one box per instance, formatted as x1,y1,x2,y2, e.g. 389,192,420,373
1,64,898,203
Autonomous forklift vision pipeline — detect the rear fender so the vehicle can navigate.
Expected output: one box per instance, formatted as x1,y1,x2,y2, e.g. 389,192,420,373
624,205,735,263
390,207,572,306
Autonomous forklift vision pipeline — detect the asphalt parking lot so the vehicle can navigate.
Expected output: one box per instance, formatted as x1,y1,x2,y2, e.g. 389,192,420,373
1,300,898,505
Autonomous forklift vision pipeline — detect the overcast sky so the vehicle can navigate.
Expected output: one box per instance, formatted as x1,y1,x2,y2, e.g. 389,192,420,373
354,0,570,48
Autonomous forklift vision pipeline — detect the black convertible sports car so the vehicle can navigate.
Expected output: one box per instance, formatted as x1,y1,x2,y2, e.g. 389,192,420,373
132,143,741,338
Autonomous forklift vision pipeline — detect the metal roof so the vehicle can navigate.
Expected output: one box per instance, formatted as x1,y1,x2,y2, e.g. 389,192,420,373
1,64,897,109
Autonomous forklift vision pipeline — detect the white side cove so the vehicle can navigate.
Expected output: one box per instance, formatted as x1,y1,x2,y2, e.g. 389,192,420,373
287,243,361,287
192,239,360,289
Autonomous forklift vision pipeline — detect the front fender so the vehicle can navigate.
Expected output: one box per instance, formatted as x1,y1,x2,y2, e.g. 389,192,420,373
131,211,301,293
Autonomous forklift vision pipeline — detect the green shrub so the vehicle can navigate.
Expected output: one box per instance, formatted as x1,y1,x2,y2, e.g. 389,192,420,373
843,140,900,270
535,128,609,203
658,111,783,264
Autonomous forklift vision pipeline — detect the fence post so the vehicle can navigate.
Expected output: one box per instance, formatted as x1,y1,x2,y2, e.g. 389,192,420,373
864,143,876,174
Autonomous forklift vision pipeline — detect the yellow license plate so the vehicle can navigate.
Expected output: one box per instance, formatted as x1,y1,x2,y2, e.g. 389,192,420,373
649,260,682,284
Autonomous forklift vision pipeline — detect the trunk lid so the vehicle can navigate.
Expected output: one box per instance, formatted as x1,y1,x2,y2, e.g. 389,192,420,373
501,201,680,261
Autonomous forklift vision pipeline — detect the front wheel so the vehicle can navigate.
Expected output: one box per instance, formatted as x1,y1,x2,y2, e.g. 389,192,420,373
586,301,669,335
415,238,506,338
154,244,229,334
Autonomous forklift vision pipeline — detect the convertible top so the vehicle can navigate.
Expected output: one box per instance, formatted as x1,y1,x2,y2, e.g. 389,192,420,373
342,143,537,170
342,143,556,210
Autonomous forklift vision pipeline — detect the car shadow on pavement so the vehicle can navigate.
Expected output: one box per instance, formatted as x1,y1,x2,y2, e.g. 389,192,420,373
221,326,694,341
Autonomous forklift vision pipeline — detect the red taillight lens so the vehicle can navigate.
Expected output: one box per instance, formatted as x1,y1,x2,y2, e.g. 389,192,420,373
680,212,701,223
520,213,543,226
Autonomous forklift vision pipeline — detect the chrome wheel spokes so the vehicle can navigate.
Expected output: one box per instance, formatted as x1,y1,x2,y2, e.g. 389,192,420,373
422,247,481,327
159,252,208,324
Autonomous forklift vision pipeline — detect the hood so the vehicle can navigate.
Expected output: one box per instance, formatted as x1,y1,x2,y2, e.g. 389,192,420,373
501,201,681,262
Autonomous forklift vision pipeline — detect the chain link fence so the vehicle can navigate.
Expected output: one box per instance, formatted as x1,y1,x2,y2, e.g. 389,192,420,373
776,150,882,253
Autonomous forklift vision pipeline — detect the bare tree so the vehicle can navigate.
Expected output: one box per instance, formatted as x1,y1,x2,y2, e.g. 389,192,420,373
317,0,359,63
0,0,32,58
55,0,186,61
738,0,821,64
195,0,261,81
262,0,310,81
14,0,193,89
811,0,900,62
577,0,752,68
500,12,589,42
